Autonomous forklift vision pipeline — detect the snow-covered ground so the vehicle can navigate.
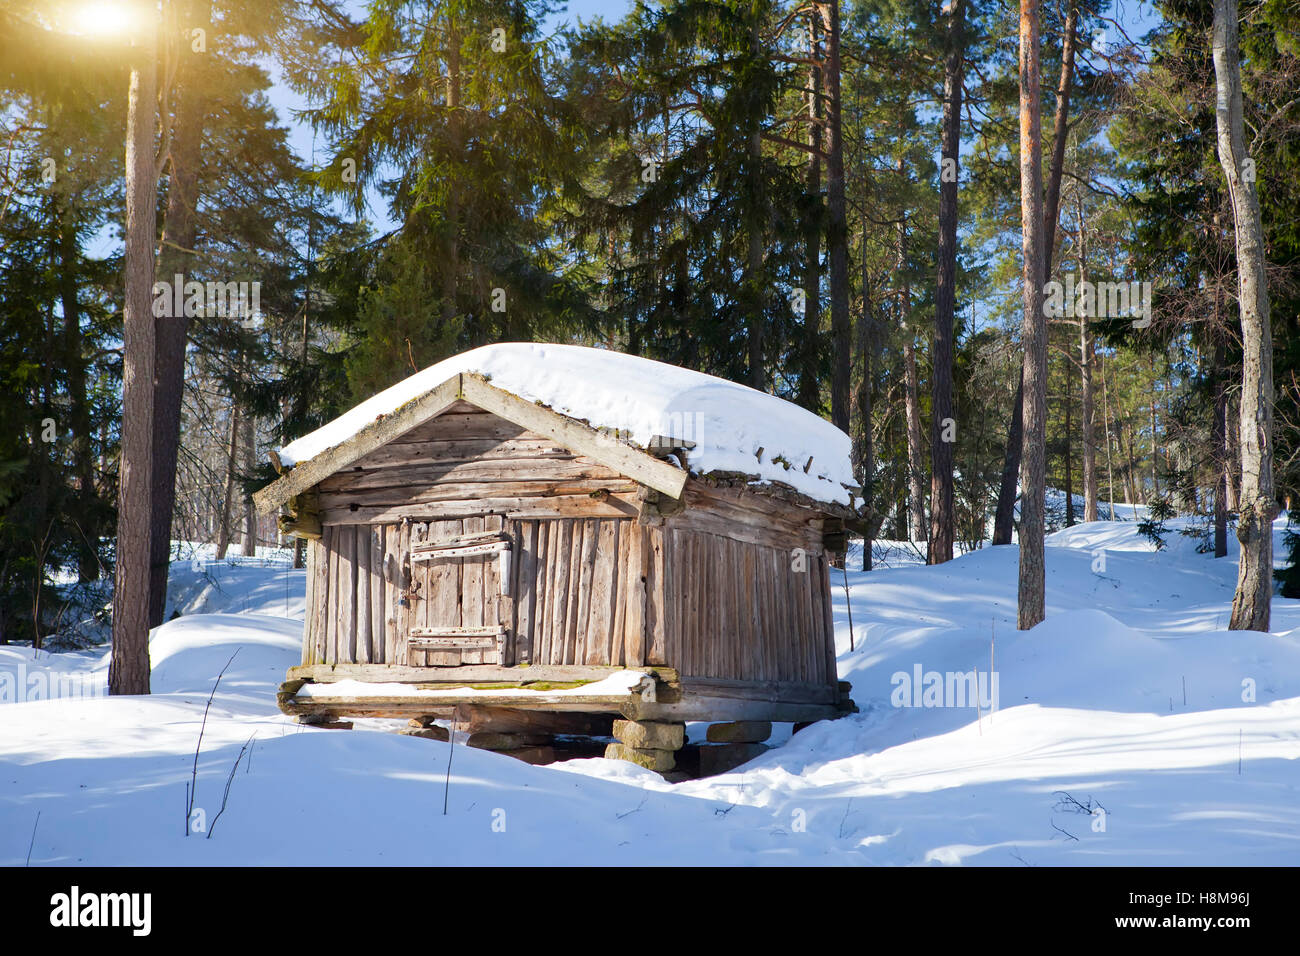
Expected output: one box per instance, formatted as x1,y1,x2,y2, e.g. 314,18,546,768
3,515,1298,865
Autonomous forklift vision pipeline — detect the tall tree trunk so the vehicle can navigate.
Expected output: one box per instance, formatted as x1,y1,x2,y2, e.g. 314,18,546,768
896,191,926,543
149,9,207,627
214,404,241,561
57,199,99,581
821,0,851,432
1120,423,1137,506
1226,396,1240,510
1148,358,1160,502
1214,340,1229,557
903,332,926,542
928,0,965,565
1101,353,1116,519
111,22,158,696
1042,4,1077,264
1213,0,1276,630
994,3,1076,546
992,374,1024,544
747,130,765,385
443,20,461,330
797,12,822,411
856,227,874,571
1079,321,1097,522
1016,0,1046,630
1078,195,1097,522
1064,389,1075,525
1212,213,1230,557
241,411,257,557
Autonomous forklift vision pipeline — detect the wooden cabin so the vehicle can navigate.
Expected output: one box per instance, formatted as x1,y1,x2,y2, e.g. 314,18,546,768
255,344,860,771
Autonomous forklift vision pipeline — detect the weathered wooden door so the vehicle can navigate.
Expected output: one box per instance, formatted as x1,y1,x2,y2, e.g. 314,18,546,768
402,515,512,666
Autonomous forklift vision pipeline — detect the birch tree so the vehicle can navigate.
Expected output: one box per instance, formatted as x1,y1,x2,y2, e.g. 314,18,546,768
1212,0,1275,631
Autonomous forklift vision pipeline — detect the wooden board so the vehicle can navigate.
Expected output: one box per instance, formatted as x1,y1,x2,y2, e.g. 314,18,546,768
460,375,687,500
384,524,400,665
370,526,385,663
356,525,372,664
319,492,641,527
513,520,537,665
395,521,412,667
254,376,462,514
319,458,622,493
289,663,679,685
278,669,838,724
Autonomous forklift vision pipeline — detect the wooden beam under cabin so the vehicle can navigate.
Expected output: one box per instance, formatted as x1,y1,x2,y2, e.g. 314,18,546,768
287,662,680,686
278,684,842,724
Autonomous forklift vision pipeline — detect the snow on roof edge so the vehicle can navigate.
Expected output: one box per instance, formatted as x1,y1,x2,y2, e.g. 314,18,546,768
278,343,857,508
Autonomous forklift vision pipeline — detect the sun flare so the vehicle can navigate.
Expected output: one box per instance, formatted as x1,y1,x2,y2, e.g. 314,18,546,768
68,1,138,37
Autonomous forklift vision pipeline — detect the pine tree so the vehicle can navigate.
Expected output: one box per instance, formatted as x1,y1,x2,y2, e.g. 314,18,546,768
1016,0,1046,629
303,0,596,396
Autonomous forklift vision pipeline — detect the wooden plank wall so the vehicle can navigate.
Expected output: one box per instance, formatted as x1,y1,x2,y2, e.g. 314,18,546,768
304,514,835,684
305,522,400,668
661,525,832,684
507,517,650,668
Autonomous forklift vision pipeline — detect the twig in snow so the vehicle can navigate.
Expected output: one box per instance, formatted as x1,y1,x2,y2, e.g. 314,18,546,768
617,794,649,820
1050,819,1079,841
207,734,255,840
443,707,459,816
25,811,39,866
837,797,854,839
1053,791,1105,816
187,649,239,836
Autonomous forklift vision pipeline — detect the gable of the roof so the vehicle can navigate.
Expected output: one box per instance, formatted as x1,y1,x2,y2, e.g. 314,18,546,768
252,373,688,516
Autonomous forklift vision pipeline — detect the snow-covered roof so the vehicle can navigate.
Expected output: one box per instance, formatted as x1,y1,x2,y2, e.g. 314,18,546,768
278,342,856,507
